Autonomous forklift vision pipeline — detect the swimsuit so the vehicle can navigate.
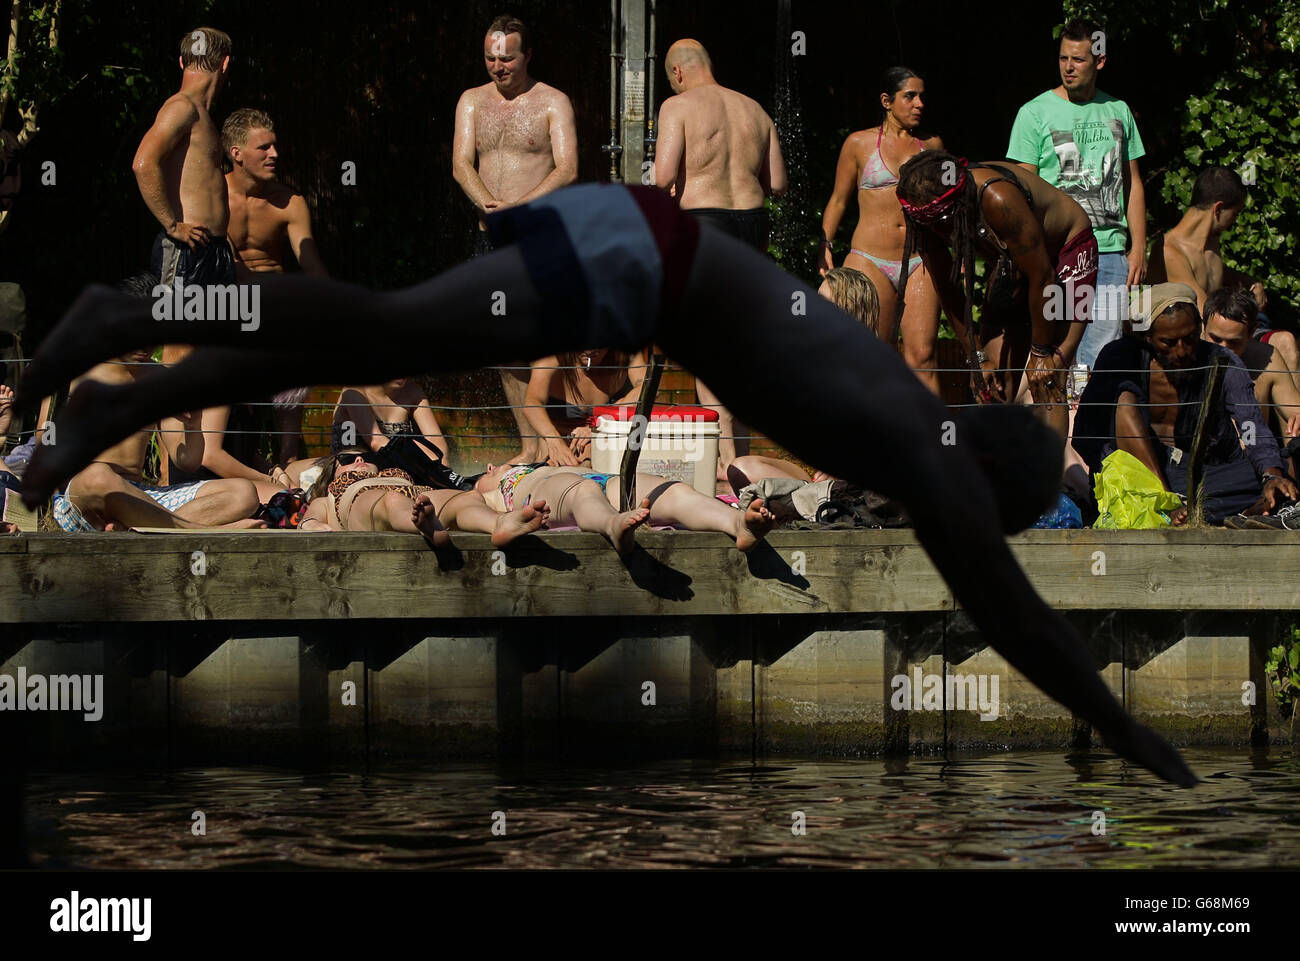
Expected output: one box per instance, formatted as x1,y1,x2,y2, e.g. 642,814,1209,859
687,208,770,253
495,463,615,511
849,250,924,288
859,125,924,190
486,184,700,351
53,477,210,532
326,467,425,529
151,232,237,288
850,126,925,286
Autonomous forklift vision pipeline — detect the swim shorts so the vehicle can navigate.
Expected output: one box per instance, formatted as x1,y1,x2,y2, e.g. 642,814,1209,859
687,207,770,253
53,477,210,532
485,184,700,350
151,232,237,287
1054,227,1100,324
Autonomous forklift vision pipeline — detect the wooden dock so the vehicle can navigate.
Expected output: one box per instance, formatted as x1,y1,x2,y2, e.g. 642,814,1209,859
2,529,1296,764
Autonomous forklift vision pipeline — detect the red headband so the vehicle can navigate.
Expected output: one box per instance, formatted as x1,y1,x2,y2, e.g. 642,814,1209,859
898,159,969,224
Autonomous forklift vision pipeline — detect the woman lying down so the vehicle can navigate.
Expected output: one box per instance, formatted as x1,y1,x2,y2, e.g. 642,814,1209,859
299,447,775,554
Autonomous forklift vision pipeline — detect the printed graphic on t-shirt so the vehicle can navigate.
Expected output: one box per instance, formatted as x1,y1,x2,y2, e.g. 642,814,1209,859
1049,118,1124,231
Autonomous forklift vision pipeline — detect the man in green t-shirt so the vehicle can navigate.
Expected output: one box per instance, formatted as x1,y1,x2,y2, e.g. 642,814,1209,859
1007,18,1147,371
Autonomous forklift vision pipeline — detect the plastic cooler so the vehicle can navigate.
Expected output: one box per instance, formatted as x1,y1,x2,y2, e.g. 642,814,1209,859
590,405,720,496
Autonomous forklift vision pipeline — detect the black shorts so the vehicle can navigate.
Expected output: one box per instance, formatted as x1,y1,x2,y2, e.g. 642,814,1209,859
687,207,770,254
151,232,237,287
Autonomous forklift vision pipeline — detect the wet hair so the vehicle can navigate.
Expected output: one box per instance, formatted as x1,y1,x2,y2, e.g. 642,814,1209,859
879,66,920,119
309,446,374,502
222,108,274,159
821,267,880,328
1204,287,1257,328
1060,18,1103,51
487,14,531,54
894,149,981,347
1191,166,1247,210
118,272,160,299
179,27,232,73
955,405,1063,535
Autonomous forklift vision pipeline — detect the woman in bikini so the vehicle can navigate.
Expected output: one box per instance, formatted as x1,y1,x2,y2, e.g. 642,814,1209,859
299,446,547,547
331,377,449,459
520,348,648,466
819,67,944,394
471,462,775,554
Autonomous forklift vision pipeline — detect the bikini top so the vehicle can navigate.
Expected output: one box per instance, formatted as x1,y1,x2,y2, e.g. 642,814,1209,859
860,125,925,190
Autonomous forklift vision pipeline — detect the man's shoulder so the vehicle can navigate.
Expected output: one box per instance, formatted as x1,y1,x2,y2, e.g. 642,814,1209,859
530,80,572,105
1015,90,1060,115
156,92,202,123
1084,90,1138,120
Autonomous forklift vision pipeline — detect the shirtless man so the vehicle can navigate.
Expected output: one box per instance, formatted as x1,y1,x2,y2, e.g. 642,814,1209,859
17,182,1201,785
1201,287,1300,460
453,14,578,463
1146,166,1297,391
655,38,787,478
134,27,236,369
222,107,328,463
895,150,1098,439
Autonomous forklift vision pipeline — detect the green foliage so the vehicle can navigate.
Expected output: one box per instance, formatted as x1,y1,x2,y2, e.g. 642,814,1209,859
1064,0,1300,305
1264,624,1300,721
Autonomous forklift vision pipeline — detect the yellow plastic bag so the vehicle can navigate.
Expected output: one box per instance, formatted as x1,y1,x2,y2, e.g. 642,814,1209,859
1092,450,1184,529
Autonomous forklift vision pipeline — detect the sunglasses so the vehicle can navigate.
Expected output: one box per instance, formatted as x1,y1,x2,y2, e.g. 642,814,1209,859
334,451,376,467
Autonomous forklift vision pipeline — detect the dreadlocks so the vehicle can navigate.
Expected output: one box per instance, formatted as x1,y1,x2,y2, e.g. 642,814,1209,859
892,150,981,358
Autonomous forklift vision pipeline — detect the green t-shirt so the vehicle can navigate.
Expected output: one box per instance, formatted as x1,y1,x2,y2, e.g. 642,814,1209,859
1006,89,1145,253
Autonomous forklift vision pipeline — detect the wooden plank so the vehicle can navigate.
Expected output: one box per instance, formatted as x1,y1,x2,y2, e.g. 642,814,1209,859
2,530,1298,623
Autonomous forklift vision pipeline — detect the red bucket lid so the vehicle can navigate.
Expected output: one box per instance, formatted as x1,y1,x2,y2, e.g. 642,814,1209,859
591,404,719,423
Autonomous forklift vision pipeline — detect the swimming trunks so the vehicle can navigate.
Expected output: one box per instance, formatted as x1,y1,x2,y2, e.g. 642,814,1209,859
686,207,769,253
151,232,237,288
53,477,210,532
1054,227,1100,324
859,125,924,190
849,249,924,288
486,184,700,351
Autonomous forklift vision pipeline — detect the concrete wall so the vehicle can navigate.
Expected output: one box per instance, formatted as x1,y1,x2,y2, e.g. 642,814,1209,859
2,611,1286,769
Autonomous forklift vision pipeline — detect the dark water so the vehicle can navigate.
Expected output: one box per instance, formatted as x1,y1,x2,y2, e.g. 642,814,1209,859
22,749,1300,870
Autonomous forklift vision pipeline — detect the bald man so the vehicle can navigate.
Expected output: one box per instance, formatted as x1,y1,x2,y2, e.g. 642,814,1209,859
654,39,786,249
654,38,787,480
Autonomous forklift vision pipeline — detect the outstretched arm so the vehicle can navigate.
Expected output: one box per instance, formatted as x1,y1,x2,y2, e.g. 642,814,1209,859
285,195,328,277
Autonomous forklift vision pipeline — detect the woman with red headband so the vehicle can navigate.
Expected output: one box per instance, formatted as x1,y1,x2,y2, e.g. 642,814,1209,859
818,67,944,394
894,149,1098,440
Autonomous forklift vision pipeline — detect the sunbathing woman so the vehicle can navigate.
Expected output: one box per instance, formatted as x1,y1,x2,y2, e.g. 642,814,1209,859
17,182,1196,785
470,462,775,553
819,67,943,393
519,348,647,467
331,376,449,458
299,446,547,547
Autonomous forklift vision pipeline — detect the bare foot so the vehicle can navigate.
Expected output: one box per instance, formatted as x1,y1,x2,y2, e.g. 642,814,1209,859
491,497,550,547
605,497,650,555
734,497,776,552
0,384,13,436
411,492,450,547
0,521,16,535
